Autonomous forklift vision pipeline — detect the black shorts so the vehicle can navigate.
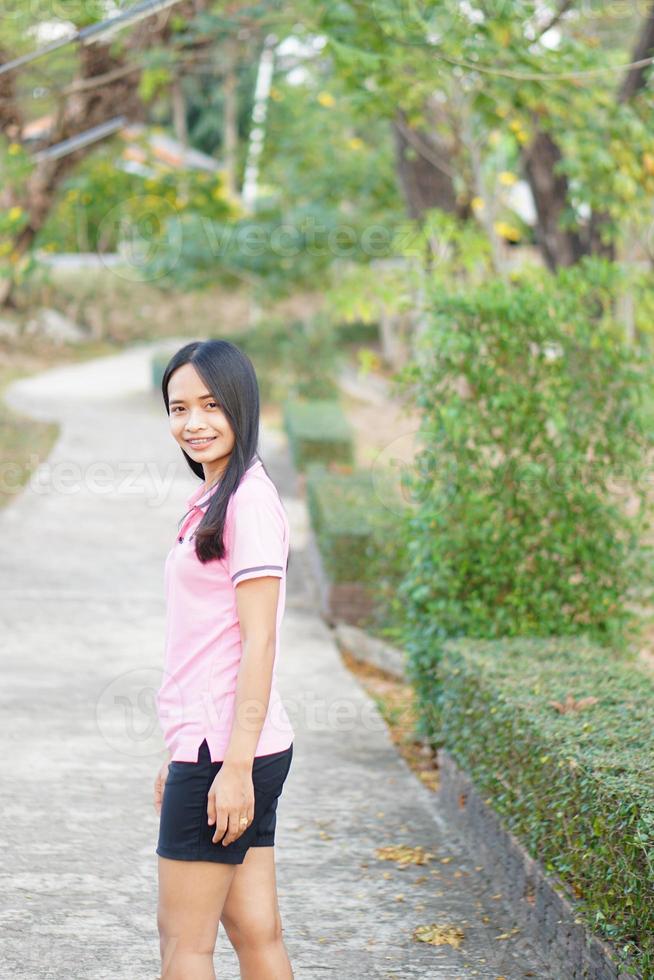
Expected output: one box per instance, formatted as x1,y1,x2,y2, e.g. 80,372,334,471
156,738,293,865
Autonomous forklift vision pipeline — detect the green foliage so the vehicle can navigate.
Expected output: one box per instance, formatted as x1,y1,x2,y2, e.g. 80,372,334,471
282,398,354,471
333,319,380,345
310,0,654,258
262,68,402,226
142,197,400,300
439,635,653,976
304,462,408,634
153,316,342,403
37,145,233,254
305,463,383,582
325,210,495,330
0,138,34,286
394,257,654,741
139,66,173,104
228,316,342,402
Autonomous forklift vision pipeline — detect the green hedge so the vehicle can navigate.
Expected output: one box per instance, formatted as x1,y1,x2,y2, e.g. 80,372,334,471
304,462,400,583
394,257,654,744
439,635,653,976
283,399,354,470
334,319,380,345
232,318,341,401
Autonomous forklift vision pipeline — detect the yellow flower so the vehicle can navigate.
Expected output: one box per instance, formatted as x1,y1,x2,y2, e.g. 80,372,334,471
317,91,335,108
0,241,13,255
8,206,23,221
498,171,517,186
643,152,654,175
8,142,21,156
494,220,522,241
471,196,485,211
270,86,282,101
515,129,529,144
508,119,522,133
347,136,364,151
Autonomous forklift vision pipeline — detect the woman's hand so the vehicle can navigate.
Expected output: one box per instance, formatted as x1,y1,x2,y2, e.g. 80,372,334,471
153,755,171,815
207,762,255,846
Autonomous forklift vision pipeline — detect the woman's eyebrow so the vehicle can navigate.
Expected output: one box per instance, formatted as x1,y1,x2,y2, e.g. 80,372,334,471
169,392,214,406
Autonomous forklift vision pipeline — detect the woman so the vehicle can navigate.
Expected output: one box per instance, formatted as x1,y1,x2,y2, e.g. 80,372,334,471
152,339,295,980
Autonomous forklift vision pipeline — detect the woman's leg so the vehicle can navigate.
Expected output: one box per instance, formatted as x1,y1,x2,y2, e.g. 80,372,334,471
219,846,293,980
157,856,239,980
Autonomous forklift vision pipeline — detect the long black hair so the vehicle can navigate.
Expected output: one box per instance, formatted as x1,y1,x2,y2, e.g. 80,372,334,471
161,339,277,563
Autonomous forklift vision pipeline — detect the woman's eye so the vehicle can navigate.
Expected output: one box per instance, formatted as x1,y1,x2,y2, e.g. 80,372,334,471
206,402,218,409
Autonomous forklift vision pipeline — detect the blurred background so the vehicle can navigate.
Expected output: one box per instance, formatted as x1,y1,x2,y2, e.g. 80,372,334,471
1,2,654,974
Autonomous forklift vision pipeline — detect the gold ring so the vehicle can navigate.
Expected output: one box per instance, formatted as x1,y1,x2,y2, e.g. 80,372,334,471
239,816,248,826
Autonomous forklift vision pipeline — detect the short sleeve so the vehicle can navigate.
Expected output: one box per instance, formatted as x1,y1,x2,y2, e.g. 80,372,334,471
227,488,286,587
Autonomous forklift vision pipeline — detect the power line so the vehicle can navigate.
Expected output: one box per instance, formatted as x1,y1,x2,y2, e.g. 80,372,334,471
32,116,127,162
430,49,654,83
0,0,183,77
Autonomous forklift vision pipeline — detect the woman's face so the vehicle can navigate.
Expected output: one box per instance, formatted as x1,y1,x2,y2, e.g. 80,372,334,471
167,363,235,476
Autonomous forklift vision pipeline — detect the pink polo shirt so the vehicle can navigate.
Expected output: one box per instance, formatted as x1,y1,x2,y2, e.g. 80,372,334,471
155,456,295,762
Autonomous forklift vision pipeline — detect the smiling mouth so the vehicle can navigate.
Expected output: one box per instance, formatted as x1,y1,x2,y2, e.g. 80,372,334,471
185,436,217,446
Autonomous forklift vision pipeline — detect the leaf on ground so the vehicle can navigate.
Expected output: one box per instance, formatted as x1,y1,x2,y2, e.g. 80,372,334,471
376,844,435,867
419,770,440,791
413,922,465,949
548,693,599,714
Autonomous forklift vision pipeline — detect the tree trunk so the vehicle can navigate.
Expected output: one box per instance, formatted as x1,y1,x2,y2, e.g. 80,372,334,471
522,129,585,271
618,1,654,102
0,3,193,309
588,0,654,260
392,109,460,221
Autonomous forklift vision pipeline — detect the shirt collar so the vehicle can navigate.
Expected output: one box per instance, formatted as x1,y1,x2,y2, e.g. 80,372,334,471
186,457,263,512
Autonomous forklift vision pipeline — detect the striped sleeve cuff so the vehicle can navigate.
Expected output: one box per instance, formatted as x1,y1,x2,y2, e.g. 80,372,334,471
231,564,284,586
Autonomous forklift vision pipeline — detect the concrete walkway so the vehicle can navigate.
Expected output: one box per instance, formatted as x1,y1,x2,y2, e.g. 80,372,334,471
0,342,554,979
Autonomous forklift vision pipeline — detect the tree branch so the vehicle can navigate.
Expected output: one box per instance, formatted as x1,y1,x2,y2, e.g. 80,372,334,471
618,0,654,102
534,0,575,42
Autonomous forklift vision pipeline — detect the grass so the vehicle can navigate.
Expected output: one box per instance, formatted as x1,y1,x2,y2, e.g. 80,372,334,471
0,338,126,511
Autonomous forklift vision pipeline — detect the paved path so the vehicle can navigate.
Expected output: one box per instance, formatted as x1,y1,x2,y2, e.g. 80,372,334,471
0,342,554,979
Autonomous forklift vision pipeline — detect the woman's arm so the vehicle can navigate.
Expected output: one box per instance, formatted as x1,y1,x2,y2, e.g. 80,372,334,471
223,574,281,768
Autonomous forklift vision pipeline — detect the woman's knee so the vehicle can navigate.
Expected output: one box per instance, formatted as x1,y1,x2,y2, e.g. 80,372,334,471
158,908,217,959
221,908,283,953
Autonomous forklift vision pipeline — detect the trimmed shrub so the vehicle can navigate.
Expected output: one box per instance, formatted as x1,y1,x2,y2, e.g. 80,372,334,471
234,317,341,402
283,399,354,470
304,462,399,581
439,635,653,976
304,462,409,630
334,319,380,345
395,257,654,743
